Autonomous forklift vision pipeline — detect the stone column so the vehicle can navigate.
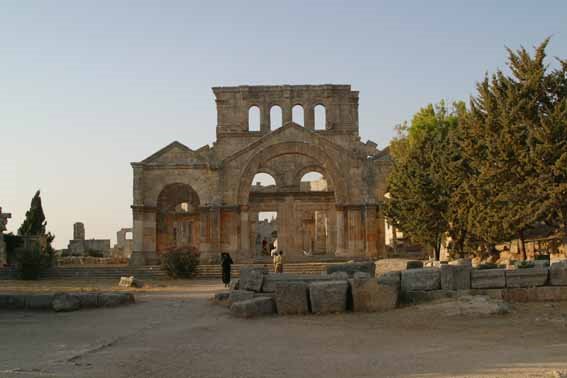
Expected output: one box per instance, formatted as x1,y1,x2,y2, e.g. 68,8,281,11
240,205,250,261
376,203,386,259
129,206,158,266
199,206,221,263
304,105,315,130
260,104,270,133
0,207,11,266
364,205,378,259
335,205,348,257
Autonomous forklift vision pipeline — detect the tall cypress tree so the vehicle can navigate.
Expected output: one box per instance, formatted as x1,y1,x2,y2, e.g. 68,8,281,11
18,190,54,252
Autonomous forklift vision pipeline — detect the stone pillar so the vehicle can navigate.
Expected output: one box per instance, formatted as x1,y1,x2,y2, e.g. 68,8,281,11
260,104,270,133
73,222,85,240
199,206,221,263
376,203,386,259
0,207,12,266
129,206,158,266
304,105,314,130
240,205,250,260
335,205,347,256
364,205,378,259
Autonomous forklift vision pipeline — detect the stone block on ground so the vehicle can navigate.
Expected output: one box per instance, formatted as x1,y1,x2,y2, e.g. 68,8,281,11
239,266,266,292
74,293,99,308
401,268,440,292
353,271,371,279
527,287,562,302
505,267,548,288
309,281,348,314
262,274,332,293
350,278,398,312
377,271,401,289
469,289,504,300
275,282,309,315
471,269,506,289
327,261,375,278
25,294,54,310
52,293,81,312
229,278,240,290
327,271,349,280
228,290,255,305
440,264,471,290
98,293,135,307
118,276,144,288
401,290,458,305
0,294,26,309
230,297,276,318
212,292,230,304
550,261,567,286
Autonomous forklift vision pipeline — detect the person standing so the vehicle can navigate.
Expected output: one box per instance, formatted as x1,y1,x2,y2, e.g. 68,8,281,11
275,251,284,273
220,253,233,288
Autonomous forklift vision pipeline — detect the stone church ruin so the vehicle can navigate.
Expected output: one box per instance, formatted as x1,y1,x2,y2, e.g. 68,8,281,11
130,85,391,265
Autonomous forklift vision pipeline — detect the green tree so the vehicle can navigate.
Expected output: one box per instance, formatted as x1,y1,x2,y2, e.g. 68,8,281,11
460,39,565,259
385,102,462,260
18,190,55,252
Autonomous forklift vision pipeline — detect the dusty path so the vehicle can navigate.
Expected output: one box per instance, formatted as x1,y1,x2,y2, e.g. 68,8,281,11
1,280,567,378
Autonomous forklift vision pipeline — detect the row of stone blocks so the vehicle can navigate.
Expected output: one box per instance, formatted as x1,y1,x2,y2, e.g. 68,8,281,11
0,292,135,312
222,263,397,318
401,261,567,292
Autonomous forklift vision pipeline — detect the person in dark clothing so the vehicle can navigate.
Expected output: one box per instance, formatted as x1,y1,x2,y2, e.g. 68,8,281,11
220,253,233,288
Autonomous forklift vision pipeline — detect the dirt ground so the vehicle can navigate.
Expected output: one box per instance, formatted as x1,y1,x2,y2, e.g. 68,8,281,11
1,280,567,378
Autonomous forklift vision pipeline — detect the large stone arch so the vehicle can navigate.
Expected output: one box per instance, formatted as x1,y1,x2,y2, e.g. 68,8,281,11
155,183,201,254
143,169,216,207
237,141,348,205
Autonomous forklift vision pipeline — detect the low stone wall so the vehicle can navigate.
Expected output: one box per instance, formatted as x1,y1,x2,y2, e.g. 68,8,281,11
0,292,135,312
216,260,567,318
56,257,129,266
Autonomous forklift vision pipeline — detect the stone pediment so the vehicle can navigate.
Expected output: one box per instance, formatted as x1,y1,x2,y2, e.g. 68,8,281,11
222,122,357,165
140,141,208,165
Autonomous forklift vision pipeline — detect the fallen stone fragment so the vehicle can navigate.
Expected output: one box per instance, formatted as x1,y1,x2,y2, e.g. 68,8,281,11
440,264,471,290
52,293,81,312
309,281,348,314
471,269,506,289
275,282,309,315
98,293,135,307
230,297,276,318
505,267,548,288
25,294,54,310
239,267,266,292
401,268,440,292
228,290,254,305
377,271,401,289
550,261,567,286
327,261,375,277
350,278,398,312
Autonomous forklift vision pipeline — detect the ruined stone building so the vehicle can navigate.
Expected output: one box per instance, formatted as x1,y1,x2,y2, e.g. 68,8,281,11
131,85,391,265
65,222,111,257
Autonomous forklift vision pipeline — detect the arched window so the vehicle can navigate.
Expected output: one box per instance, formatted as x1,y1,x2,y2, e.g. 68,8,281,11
314,104,326,130
292,104,304,126
251,173,277,192
248,106,260,131
300,171,328,191
270,105,282,129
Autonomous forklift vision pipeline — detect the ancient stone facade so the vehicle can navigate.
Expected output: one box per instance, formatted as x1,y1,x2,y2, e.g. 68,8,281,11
131,85,391,265
0,207,12,266
112,228,133,258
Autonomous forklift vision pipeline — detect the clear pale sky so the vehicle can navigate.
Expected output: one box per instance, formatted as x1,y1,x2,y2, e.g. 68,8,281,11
1,1,566,249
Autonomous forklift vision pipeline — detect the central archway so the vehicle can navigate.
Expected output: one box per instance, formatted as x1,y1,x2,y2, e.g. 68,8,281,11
237,142,348,260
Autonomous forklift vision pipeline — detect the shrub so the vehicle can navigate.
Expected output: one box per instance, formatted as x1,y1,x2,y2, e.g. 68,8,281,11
15,246,53,280
160,246,200,278
478,263,499,270
515,260,536,269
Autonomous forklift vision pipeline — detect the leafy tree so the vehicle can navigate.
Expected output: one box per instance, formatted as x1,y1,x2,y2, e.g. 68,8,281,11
460,39,565,259
385,102,462,260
